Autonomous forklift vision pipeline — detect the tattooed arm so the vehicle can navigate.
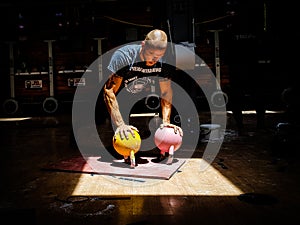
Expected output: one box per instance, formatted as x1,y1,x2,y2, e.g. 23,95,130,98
103,73,138,139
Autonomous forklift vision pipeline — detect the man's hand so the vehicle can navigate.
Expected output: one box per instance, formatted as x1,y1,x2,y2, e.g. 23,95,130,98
115,124,139,140
159,123,183,137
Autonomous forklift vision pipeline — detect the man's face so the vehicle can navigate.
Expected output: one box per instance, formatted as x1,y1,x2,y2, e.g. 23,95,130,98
142,47,166,66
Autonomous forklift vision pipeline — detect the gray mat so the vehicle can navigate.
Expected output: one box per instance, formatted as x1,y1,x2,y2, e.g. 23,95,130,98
44,156,186,180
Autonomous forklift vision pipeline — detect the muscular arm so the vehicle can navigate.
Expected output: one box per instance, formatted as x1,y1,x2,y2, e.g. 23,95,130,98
103,73,137,139
159,78,173,124
159,78,183,136
103,74,124,127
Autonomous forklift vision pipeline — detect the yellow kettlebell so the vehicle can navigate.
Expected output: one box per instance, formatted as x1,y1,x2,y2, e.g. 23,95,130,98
112,130,141,167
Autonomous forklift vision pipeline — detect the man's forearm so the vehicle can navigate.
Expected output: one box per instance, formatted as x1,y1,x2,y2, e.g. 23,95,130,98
103,87,125,127
160,91,172,124
159,79,173,124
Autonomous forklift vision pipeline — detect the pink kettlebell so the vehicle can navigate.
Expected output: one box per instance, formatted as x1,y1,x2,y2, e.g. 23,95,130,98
154,125,182,157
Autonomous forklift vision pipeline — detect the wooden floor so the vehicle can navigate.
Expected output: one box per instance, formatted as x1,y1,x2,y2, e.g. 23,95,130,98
1,111,300,225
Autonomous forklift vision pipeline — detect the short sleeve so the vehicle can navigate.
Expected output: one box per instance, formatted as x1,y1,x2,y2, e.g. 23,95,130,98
107,50,128,75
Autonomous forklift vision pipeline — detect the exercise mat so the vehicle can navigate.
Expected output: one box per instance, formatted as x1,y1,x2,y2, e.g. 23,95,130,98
43,155,185,180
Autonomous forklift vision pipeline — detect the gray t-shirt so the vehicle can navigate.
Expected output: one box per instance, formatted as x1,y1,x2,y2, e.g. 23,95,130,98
107,44,174,95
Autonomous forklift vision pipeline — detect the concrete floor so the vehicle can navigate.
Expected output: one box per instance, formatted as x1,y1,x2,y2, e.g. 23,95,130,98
1,110,300,225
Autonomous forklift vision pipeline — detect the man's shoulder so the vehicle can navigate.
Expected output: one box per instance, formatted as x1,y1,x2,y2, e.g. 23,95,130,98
116,44,140,56
108,44,141,74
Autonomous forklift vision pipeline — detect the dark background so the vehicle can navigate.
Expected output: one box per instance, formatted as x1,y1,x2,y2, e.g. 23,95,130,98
0,0,298,115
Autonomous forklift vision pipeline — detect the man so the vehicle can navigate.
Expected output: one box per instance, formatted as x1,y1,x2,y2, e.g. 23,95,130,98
103,29,183,165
